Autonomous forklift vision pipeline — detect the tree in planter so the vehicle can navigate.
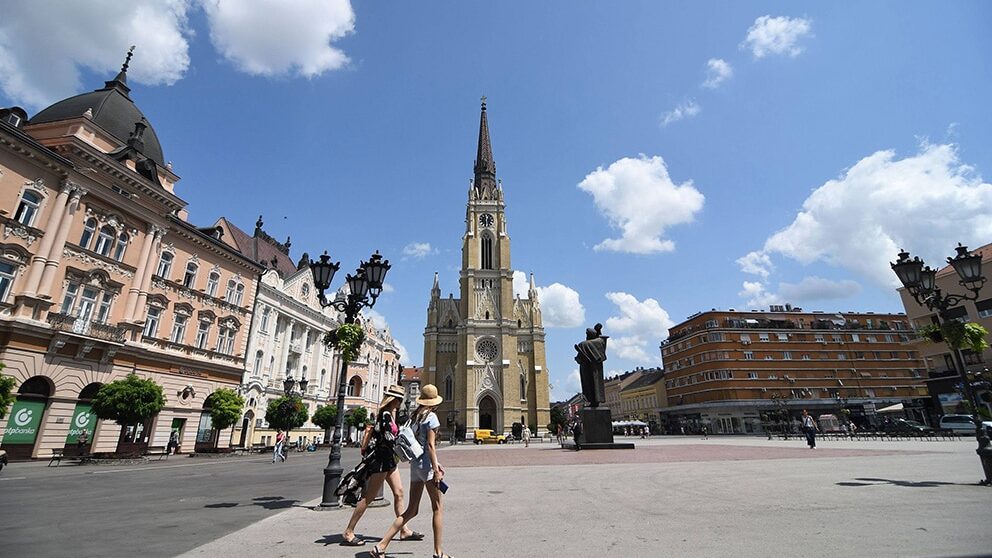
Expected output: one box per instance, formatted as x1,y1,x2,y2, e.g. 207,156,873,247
311,404,338,443
344,406,369,444
204,389,245,449
547,406,567,435
265,396,309,442
0,363,15,420
91,374,166,456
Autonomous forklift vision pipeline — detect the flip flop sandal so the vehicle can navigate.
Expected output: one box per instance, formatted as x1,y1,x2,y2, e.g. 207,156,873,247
341,536,366,546
400,531,425,541
370,546,387,557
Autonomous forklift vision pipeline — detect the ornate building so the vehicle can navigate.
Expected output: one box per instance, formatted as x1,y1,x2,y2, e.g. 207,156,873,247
0,54,262,460
222,217,402,447
422,100,551,437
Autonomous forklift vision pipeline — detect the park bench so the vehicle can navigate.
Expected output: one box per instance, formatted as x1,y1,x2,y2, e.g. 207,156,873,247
249,443,268,453
229,444,250,455
48,448,89,467
145,445,169,460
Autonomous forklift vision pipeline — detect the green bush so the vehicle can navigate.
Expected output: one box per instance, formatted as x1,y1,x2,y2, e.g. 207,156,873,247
205,388,245,436
345,406,369,430
265,396,309,433
91,373,165,425
312,404,338,430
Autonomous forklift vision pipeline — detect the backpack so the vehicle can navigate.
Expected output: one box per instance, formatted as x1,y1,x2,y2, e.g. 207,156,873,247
394,418,424,462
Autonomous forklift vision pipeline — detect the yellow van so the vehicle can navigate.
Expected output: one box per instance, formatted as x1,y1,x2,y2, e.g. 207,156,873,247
473,429,507,444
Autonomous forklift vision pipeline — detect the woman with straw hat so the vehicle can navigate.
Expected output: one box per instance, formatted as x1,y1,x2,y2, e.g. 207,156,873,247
340,385,423,546
371,383,452,558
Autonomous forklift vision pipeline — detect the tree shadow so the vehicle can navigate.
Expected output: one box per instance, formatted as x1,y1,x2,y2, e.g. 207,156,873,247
836,477,963,488
252,496,300,510
204,502,239,508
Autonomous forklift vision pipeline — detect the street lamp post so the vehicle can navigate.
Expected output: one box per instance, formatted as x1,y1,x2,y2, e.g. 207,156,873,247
309,250,390,508
891,244,992,485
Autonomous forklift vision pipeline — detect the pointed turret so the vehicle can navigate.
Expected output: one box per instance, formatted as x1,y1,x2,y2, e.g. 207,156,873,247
103,46,135,96
528,272,539,300
473,96,498,199
432,271,441,298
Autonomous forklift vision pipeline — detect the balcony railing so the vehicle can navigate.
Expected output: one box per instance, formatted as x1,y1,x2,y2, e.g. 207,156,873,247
47,312,126,343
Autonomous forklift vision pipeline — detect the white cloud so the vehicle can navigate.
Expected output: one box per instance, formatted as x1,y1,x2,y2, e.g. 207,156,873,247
512,271,585,328
552,368,583,402
742,15,813,59
738,281,781,309
661,99,701,126
743,143,992,287
578,155,705,254
201,0,354,78
402,242,438,259
381,282,395,294
702,58,733,89
0,1,192,109
604,292,673,364
778,276,862,302
363,308,388,330
737,251,774,279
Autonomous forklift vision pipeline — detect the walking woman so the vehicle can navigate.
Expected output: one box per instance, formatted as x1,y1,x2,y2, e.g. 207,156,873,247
801,409,819,449
371,384,451,558
341,385,423,546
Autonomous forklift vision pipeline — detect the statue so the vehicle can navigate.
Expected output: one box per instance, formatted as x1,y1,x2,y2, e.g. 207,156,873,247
574,323,608,408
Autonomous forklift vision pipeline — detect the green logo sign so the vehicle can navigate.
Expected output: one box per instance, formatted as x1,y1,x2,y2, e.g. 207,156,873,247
3,399,46,445
65,403,96,444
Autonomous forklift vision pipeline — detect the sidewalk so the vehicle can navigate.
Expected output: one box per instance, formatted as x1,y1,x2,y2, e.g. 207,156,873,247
180,437,992,558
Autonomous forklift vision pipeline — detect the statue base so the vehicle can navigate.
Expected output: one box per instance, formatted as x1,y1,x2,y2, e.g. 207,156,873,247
575,407,634,450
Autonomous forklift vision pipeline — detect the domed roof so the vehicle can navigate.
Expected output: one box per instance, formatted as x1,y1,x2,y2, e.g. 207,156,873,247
31,52,165,166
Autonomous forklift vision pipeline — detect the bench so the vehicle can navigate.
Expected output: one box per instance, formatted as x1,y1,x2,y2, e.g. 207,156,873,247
249,443,268,454
145,445,169,460
229,445,250,455
48,448,89,467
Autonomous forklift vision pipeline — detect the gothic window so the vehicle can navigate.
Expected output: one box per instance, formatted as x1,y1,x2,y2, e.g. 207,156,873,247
156,252,174,277
481,233,494,270
114,232,129,261
0,261,16,302
13,190,41,226
79,218,97,249
444,375,453,400
183,262,198,288
206,271,220,297
520,373,526,401
94,225,115,256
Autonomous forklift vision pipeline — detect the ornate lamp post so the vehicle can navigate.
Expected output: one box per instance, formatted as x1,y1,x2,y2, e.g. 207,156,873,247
892,244,992,485
309,250,390,508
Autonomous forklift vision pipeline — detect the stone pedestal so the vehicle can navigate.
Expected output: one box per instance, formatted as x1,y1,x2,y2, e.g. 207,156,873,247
577,407,634,450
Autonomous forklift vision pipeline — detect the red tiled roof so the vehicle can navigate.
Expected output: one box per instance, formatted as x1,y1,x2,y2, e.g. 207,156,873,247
217,217,299,278
400,366,422,384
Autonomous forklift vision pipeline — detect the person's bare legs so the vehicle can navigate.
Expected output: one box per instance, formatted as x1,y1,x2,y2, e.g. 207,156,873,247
425,480,445,556
373,481,425,554
343,472,386,542
383,468,414,538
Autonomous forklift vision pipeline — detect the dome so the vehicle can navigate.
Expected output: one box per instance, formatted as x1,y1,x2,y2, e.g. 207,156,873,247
30,62,165,166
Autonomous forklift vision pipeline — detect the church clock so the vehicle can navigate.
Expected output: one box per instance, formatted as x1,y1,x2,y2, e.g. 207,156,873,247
479,213,494,228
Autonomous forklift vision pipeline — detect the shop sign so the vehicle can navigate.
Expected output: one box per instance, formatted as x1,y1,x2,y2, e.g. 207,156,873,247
3,400,46,444
65,403,96,444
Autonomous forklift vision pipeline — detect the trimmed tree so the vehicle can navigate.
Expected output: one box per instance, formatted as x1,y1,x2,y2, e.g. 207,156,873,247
312,404,338,443
0,363,15,420
265,396,309,437
345,406,369,431
204,388,245,448
92,373,165,426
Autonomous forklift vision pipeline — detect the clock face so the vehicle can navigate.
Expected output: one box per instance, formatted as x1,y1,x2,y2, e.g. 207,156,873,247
479,213,494,228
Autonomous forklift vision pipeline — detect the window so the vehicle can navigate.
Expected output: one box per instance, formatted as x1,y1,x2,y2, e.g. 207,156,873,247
747,371,758,379
144,307,161,337
884,334,895,343
0,261,15,302
183,262,198,288
195,320,211,349
777,333,788,341
259,307,270,331
94,226,115,256
61,283,112,323
14,190,41,226
832,334,842,343
226,280,244,305
520,374,526,401
216,325,235,355
481,233,494,270
850,333,860,343
802,354,811,360
320,369,326,386
837,353,847,360
79,218,97,249
865,336,876,343
114,232,129,261
444,376,453,399
758,333,769,342
764,355,773,360
96,292,113,323
156,252,173,277
253,350,264,372
783,351,792,360
977,299,992,319
740,334,751,344
206,272,220,297
814,334,825,343
171,314,188,343
743,351,753,360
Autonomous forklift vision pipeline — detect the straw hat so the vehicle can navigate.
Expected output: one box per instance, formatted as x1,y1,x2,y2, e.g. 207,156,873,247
416,383,443,406
380,384,406,405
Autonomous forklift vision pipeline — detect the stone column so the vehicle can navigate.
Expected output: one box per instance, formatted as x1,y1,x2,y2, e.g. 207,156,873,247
37,188,86,298
133,229,164,323
23,180,75,295
123,224,160,321
278,318,294,381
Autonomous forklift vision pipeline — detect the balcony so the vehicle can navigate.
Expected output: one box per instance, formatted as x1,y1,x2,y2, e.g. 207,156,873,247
288,339,303,354
47,313,126,343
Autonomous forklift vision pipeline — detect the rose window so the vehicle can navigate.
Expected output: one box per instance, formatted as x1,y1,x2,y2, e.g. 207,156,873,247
476,337,498,362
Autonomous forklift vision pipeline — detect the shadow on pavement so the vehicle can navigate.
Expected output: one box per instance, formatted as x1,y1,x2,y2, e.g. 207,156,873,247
204,502,239,508
836,477,963,488
252,496,306,510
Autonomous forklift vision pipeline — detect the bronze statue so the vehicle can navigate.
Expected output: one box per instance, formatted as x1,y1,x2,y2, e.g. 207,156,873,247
574,323,608,408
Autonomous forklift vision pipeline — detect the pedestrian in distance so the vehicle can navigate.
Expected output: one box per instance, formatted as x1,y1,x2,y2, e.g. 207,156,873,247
370,384,451,558
272,430,286,463
522,423,531,447
168,429,180,455
641,425,647,439
572,419,583,451
802,409,819,449
341,385,422,546
702,425,708,440
76,429,89,456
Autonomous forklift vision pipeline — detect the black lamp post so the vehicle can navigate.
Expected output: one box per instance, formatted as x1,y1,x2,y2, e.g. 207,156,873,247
309,250,390,508
892,244,992,485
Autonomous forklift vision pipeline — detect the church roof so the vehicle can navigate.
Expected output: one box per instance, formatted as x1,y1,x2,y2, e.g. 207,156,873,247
220,216,299,279
30,48,166,166
473,97,497,195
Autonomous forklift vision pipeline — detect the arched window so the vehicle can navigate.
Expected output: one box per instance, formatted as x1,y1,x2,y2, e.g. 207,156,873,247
320,368,327,386
79,218,97,249
14,190,41,226
156,252,173,277
234,283,245,306
114,232,129,261
206,272,220,297
444,375,453,400
301,365,308,383
94,226,115,256
520,374,527,401
481,233,494,270
183,262,198,288
225,279,236,301
253,350,263,373
259,306,270,331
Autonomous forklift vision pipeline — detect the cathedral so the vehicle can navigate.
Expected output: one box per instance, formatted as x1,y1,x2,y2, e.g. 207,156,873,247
423,100,551,437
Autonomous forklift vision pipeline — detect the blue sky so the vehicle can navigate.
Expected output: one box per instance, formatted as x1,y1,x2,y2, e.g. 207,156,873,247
3,2,991,400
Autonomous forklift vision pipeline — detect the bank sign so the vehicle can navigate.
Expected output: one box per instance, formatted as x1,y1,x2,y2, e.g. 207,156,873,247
3,400,45,444
65,403,96,444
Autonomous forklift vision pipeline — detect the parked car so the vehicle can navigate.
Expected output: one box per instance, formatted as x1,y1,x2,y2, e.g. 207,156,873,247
473,429,507,444
884,419,933,434
0,448,7,473
939,414,978,433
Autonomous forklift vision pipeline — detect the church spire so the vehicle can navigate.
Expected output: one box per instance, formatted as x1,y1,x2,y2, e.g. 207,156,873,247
104,45,135,96
473,96,497,198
